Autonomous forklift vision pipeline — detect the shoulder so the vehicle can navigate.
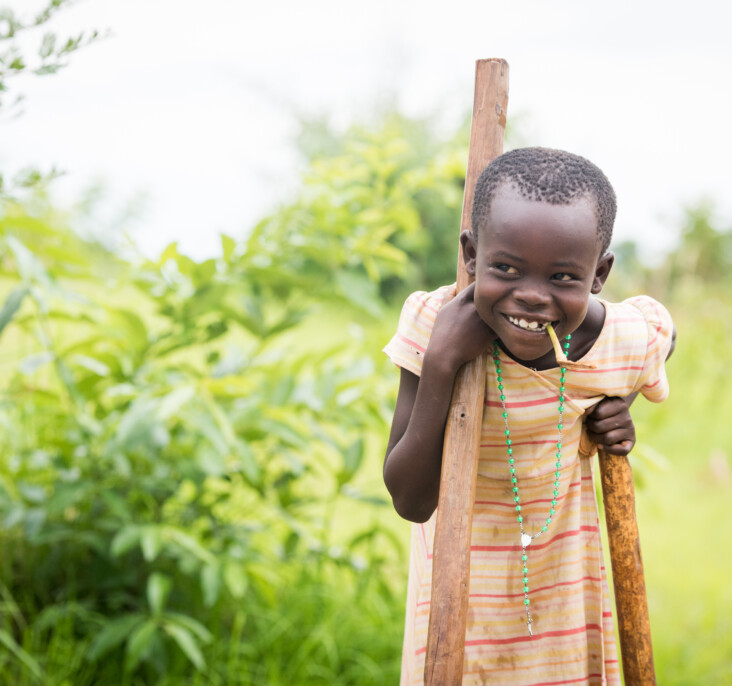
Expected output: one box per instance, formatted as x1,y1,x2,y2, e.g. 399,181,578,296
401,284,455,318
601,294,670,328
395,284,456,339
599,295,674,401
604,295,674,351
622,295,673,329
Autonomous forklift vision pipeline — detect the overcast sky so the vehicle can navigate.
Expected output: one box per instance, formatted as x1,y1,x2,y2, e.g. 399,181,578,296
2,0,731,261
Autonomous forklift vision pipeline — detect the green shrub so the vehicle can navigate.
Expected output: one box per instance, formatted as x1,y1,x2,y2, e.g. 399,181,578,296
0,196,405,683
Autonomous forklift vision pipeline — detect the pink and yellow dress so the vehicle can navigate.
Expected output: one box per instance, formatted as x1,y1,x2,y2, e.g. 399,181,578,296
384,286,673,686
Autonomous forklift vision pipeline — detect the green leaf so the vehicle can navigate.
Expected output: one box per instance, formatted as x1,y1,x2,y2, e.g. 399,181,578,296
335,270,381,317
163,612,213,643
156,385,195,420
140,526,164,562
0,628,44,679
166,528,216,565
200,563,221,607
200,394,236,446
163,622,205,671
340,438,364,483
115,397,167,450
124,619,159,672
236,439,260,484
0,286,28,337
158,242,180,265
87,614,143,662
19,351,54,375
6,236,53,289
110,309,148,350
194,258,216,285
70,354,110,377
221,233,236,261
341,485,390,507
110,525,140,557
259,416,307,449
39,32,56,58
147,572,172,616
223,560,248,599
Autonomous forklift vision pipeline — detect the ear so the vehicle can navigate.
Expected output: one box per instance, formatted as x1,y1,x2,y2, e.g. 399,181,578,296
591,251,614,294
460,230,477,277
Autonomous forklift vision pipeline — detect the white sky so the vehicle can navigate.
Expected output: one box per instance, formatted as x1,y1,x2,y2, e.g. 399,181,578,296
2,0,731,260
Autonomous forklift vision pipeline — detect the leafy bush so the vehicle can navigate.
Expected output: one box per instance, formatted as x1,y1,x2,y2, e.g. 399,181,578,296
0,193,406,683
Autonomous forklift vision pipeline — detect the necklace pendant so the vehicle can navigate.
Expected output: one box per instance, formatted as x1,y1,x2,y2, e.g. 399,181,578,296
521,533,532,548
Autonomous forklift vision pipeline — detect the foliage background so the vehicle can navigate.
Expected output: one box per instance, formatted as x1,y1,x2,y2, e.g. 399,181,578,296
1,3,732,684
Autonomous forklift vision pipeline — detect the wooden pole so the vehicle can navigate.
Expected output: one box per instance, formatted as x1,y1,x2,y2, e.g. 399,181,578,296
424,58,509,686
599,449,657,685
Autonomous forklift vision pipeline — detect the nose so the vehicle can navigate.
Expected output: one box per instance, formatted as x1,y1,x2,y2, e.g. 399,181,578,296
513,282,551,309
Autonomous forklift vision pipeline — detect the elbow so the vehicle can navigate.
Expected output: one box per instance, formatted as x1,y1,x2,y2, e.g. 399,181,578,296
383,447,439,523
389,491,437,524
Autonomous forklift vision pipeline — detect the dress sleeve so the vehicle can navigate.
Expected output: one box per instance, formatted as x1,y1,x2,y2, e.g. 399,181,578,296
625,295,674,403
382,284,454,377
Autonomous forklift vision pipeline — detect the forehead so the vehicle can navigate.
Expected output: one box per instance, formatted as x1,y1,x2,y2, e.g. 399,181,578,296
479,185,602,266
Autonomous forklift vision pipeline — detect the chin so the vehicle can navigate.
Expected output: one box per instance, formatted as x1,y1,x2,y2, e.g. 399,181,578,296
497,327,554,363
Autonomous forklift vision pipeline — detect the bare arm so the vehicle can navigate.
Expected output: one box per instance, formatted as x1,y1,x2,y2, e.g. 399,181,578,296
383,363,458,522
383,284,495,522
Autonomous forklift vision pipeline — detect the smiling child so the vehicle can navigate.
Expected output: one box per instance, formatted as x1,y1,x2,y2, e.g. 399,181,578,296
383,148,675,685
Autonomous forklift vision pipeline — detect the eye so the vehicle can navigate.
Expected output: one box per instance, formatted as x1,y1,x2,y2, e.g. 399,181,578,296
552,273,575,282
494,264,519,274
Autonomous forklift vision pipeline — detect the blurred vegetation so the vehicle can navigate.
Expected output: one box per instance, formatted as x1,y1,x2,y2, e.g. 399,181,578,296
1,4,731,683
0,182,409,683
289,111,467,301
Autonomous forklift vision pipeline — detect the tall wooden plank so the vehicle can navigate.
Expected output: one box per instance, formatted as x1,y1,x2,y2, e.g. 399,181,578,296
424,58,509,686
599,450,657,685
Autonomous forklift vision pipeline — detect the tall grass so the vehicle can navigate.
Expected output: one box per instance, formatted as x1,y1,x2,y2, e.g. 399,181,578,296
626,285,732,683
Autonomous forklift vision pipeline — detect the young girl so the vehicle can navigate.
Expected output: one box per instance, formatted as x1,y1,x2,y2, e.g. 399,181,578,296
383,148,675,686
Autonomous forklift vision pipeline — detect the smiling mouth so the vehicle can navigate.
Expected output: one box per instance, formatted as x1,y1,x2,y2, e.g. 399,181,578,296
506,315,553,333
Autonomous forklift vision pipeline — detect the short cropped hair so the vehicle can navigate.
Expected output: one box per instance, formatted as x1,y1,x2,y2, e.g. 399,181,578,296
471,147,617,255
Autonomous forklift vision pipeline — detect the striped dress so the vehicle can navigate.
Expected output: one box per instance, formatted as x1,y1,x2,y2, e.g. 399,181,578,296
383,286,673,686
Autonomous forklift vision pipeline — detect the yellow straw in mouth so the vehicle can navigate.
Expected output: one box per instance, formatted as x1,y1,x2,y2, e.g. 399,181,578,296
546,324,596,370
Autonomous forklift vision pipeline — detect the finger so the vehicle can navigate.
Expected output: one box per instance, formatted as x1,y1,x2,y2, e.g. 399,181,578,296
596,439,634,456
585,416,632,435
588,397,626,420
587,429,635,449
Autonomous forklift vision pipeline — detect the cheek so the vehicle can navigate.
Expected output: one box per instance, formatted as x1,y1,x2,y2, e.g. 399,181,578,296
566,294,591,322
473,284,500,326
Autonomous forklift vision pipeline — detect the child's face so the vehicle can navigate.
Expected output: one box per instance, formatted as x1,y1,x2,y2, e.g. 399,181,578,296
467,184,612,364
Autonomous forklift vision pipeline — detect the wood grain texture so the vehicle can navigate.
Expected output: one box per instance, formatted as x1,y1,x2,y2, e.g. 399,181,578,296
424,58,509,686
599,449,657,685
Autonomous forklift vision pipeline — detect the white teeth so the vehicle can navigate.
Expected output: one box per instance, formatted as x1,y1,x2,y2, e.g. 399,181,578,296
508,316,549,331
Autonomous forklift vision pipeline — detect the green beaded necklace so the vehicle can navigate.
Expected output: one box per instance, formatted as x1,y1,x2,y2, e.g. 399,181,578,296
491,333,571,638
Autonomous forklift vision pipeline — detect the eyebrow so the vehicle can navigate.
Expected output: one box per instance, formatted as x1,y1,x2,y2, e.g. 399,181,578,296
491,250,526,263
491,251,586,271
550,260,586,270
